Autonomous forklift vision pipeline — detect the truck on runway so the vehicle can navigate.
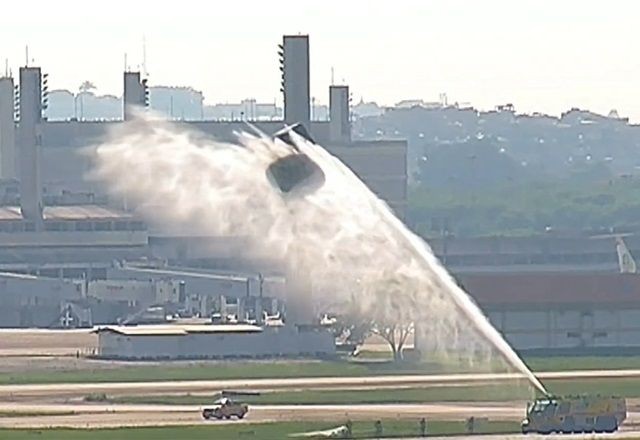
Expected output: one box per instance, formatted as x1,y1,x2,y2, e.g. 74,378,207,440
521,395,626,434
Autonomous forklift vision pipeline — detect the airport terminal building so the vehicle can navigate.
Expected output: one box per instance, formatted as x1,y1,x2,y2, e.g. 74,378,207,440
460,272,640,355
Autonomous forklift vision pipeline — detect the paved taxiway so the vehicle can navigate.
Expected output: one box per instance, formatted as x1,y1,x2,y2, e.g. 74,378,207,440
1,370,639,435
0,402,535,428
0,401,638,430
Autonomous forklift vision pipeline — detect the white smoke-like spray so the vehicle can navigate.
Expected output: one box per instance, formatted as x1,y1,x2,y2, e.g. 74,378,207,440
90,117,546,395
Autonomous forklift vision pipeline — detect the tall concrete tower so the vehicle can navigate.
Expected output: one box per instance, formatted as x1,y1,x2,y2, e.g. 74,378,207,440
329,85,350,145
123,71,147,120
17,66,43,228
0,76,16,179
285,259,315,327
279,35,310,130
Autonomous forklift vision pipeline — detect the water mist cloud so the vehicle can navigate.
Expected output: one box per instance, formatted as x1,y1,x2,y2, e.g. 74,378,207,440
89,116,545,394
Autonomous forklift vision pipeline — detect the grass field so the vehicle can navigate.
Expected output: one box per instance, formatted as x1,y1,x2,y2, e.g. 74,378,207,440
0,411,75,418
0,361,375,385
109,376,640,406
354,353,640,372
113,384,531,405
526,356,640,372
0,420,520,439
2,355,640,386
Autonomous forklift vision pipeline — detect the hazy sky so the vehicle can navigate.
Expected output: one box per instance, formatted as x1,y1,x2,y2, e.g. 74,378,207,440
1,0,639,120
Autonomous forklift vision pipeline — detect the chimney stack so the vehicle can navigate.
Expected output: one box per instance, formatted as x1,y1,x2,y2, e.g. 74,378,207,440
0,75,16,179
329,85,351,145
123,71,147,120
279,35,310,131
17,66,43,228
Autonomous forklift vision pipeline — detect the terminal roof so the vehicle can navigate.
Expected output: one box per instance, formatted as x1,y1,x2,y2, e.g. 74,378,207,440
0,205,133,222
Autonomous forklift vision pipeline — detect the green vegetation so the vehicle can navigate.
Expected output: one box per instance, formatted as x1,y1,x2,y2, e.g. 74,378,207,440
354,354,640,373
0,411,75,418
409,177,640,236
0,420,520,439
113,384,531,405
526,356,640,372
544,377,640,398
112,376,640,405
2,355,640,385
0,361,378,385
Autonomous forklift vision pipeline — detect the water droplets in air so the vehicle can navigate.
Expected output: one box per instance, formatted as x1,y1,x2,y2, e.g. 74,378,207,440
90,117,546,395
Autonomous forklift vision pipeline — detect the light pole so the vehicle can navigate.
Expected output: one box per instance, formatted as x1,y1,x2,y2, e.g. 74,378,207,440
256,273,264,325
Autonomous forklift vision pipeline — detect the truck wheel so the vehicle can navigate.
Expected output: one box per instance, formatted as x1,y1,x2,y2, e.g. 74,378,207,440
606,417,618,433
202,410,212,420
595,416,616,433
237,413,245,419
562,416,576,434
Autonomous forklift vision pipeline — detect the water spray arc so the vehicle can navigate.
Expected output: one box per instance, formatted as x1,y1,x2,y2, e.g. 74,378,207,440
91,117,546,396
266,125,547,396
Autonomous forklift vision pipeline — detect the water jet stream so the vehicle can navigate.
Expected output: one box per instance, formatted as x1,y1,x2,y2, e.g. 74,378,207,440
291,132,547,396
90,118,547,396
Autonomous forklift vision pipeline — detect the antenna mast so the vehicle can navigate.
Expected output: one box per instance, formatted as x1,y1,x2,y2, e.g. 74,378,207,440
142,35,147,77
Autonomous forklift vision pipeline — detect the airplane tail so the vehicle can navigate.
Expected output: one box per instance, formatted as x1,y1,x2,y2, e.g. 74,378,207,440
616,237,637,273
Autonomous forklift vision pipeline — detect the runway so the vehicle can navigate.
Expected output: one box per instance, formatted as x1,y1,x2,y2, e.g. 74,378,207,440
0,401,638,433
0,402,531,428
1,370,640,434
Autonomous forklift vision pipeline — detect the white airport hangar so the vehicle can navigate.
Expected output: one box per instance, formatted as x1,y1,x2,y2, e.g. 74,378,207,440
94,324,335,360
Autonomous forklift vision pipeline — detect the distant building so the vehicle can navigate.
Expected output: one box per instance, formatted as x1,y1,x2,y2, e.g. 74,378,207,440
0,76,16,179
312,103,329,121
329,140,407,217
95,324,335,360
34,33,408,222
46,90,74,120
76,93,121,121
395,99,441,109
123,72,146,120
461,272,640,355
0,205,147,277
329,86,350,144
149,86,203,120
432,234,627,274
352,99,384,118
0,35,408,332
17,67,43,228
203,100,281,121
0,272,83,327
47,90,121,121
280,35,310,130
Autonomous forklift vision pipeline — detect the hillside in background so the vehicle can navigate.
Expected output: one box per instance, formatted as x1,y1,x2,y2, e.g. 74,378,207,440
409,175,640,237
